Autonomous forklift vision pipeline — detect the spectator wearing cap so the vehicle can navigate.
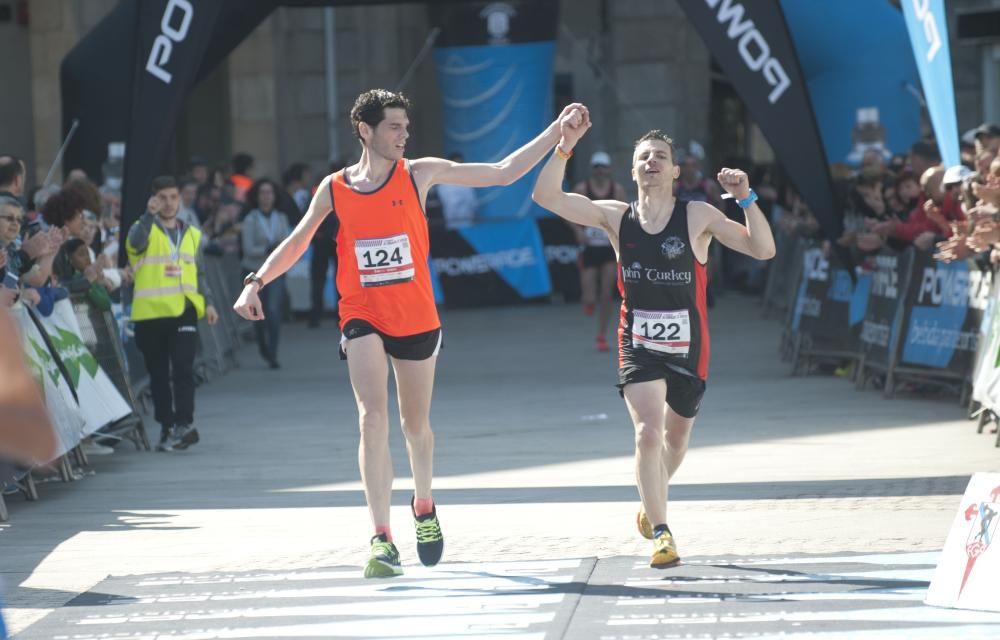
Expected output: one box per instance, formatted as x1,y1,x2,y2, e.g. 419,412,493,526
874,166,965,251
674,152,723,209
436,152,479,230
974,123,1000,155
571,151,628,352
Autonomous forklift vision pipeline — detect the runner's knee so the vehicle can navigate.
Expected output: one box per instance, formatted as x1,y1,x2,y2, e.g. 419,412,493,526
635,422,665,452
400,417,432,441
358,409,389,439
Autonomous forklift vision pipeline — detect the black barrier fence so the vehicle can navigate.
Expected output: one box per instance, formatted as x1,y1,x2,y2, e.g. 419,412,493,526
2,255,251,522
786,243,862,375
856,249,914,396
776,233,998,410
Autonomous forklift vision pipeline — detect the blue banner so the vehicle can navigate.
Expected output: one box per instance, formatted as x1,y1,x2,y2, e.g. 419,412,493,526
433,42,555,219
901,255,992,370
453,219,551,298
781,0,921,167
901,0,960,168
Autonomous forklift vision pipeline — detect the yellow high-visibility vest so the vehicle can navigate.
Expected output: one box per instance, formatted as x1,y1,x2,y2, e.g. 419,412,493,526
127,222,205,321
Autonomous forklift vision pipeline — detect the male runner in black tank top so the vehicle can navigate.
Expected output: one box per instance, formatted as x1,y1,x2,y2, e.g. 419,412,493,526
532,110,776,568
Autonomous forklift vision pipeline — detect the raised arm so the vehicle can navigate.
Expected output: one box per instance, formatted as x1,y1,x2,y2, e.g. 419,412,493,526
410,103,588,192
233,177,333,320
532,107,626,232
697,168,776,260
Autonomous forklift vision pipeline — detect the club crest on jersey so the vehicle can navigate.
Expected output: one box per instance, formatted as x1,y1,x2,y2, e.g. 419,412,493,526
661,237,685,259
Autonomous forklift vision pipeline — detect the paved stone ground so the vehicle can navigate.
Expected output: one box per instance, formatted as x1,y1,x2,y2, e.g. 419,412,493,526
3,293,1000,638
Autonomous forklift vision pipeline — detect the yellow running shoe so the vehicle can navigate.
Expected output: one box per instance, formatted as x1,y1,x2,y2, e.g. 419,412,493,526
650,530,680,568
636,508,654,540
364,533,403,578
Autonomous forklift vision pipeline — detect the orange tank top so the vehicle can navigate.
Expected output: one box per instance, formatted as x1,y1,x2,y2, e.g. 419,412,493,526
330,159,440,337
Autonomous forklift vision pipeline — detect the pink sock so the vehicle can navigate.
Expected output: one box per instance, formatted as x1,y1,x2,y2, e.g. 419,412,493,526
413,497,434,516
375,525,392,541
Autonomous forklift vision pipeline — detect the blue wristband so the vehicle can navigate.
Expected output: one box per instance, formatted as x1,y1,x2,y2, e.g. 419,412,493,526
736,189,758,209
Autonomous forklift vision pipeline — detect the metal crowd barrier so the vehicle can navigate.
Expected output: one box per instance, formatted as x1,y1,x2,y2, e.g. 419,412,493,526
3,256,253,522
71,295,150,451
195,254,249,379
774,238,996,411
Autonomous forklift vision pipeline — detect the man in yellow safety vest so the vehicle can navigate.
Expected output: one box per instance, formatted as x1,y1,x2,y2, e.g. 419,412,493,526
127,176,219,452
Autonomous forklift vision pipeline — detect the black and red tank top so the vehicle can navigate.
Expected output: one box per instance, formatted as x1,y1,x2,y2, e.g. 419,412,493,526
329,159,440,337
617,199,710,379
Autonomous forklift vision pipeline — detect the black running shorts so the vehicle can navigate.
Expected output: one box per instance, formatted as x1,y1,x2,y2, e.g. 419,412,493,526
339,319,442,361
581,245,616,268
616,356,706,418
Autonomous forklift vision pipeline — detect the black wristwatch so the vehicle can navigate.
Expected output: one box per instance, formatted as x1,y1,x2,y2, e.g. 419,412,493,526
243,272,264,289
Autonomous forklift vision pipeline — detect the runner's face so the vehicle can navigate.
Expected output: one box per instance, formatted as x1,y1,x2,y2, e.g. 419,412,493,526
368,108,409,161
632,141,678,190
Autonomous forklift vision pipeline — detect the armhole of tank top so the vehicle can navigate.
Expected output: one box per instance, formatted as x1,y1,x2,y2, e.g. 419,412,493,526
617,201,635,238
684,200,709,267
327,173,340,240
404,159,426,217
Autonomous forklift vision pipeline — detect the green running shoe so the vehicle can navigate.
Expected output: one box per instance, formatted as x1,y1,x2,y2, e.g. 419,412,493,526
364,533,402,578
412,496,444,567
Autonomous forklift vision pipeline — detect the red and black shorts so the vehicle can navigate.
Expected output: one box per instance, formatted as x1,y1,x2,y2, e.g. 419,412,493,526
339,318,442,361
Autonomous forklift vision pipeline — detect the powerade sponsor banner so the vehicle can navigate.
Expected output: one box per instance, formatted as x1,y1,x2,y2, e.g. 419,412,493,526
859,249,913,367
12,305,87,460
791,247,864,351
901,251,992,373
430,0,557,219
118,0,279,265
536,216,581,303
678,0,842,247
901,0,960,168
120,0,227,263
430,219,550,307
781,0,921,167
39,299,132,435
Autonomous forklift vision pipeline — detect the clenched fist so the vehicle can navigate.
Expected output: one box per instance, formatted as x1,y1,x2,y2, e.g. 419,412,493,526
717,168,750,201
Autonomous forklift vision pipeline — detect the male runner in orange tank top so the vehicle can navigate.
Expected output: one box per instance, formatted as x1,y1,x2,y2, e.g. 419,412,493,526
533,109,776,569
234,89,589,578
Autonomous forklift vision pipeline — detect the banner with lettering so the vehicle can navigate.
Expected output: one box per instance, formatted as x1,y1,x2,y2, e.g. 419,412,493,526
901,0,960,168
901,251,992,373
791,247,865,352
678,0,842,249
859,249,914,368
430,219,551,307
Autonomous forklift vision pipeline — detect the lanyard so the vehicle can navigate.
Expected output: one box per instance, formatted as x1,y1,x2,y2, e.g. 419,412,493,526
165,225,183,263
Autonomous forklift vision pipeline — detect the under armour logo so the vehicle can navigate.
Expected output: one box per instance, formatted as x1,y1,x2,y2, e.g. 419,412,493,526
392,199,404,207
